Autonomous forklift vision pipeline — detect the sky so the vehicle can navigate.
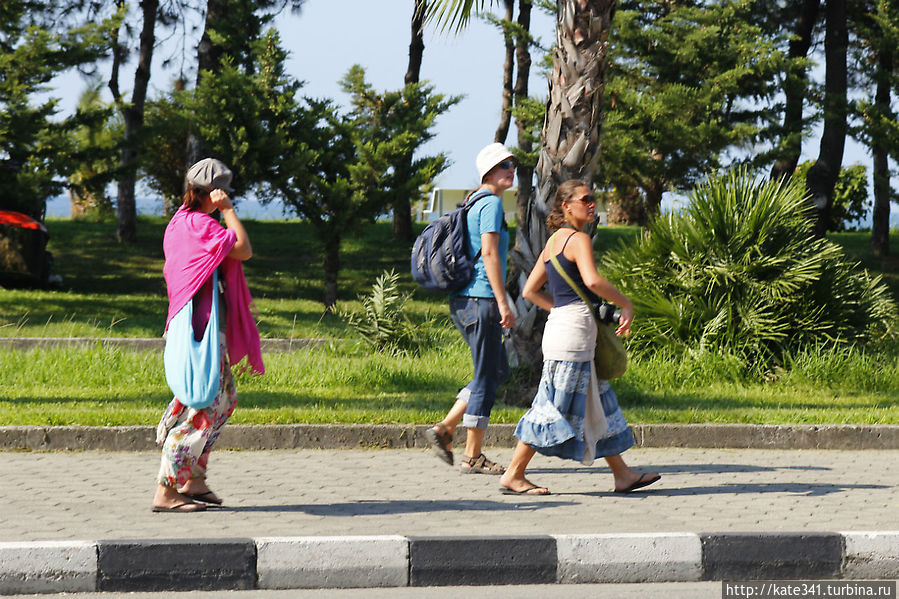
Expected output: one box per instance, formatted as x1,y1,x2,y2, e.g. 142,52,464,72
45,1,895,225
47,1,557,217
272,2,556,192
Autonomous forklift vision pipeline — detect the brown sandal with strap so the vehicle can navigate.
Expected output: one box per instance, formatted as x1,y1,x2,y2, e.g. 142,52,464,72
425,423,454,465
460,453,505,475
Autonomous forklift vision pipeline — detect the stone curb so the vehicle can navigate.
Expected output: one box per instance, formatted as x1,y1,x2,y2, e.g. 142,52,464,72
0,337,328,353
0,541,96,594
256,536,408,589
556,532,702,583
1,532,897,594
3,423,899,451
843,532,899,579
96,539,256,592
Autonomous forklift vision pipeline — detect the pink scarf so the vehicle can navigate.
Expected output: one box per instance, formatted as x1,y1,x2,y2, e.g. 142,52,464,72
163,206,264,375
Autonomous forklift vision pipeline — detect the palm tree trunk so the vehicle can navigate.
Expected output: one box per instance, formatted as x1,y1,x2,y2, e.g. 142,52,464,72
806,0,847,238
116,0,158,243
769,0,820,181
392,0,427,242
508,0,535,364
513,0,533,229
494,0,515,143
870,49,892,258
405,0,426,85
510,0,617,368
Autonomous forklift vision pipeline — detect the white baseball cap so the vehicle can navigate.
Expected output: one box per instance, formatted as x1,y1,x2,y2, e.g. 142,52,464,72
475,143,515,182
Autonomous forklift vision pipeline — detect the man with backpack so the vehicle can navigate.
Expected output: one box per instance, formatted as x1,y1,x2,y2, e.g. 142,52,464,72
425,143,517,474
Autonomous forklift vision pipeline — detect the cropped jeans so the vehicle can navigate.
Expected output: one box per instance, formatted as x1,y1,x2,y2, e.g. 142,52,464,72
449,296,509,429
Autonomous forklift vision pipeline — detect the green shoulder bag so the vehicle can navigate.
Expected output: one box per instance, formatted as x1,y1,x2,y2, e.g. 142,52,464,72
547,234,627,380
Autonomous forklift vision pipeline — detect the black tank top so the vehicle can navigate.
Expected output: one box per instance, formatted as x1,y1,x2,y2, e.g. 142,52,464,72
544,232,600,308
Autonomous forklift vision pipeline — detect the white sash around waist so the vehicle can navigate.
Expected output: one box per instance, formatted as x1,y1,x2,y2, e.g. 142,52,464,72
541,302,597,362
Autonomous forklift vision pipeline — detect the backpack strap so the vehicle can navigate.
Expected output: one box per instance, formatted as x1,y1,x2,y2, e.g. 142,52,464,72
460,189,495,263
461,189,494,214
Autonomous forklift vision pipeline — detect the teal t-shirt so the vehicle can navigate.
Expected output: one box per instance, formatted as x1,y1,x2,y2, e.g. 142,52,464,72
453,193,508,298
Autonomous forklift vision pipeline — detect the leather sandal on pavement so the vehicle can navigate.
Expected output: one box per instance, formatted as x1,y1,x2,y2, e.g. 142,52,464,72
500,482,550,496
182,490,224,505
425,423,454,465
460,453,505,475
151,501,206,513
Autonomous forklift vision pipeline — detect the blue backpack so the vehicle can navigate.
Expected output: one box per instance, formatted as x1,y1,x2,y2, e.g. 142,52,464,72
411,189,492,293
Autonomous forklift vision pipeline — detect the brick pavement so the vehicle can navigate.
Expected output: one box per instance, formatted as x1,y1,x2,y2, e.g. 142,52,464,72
1,447,896,542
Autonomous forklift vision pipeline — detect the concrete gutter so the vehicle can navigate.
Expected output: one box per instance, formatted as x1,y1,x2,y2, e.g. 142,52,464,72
2,532,897,594
2,423,899,451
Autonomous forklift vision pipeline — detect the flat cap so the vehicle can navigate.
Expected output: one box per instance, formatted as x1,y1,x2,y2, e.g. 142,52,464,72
186,158,234,193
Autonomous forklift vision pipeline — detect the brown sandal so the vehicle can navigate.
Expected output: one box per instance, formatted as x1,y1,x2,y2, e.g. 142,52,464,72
460,453,505,475
425,423,454,465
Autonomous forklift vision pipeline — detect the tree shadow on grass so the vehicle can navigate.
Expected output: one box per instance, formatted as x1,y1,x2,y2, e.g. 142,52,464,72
236,388,464,412
0,293,167,337
5,387,463,418
617,390,895,412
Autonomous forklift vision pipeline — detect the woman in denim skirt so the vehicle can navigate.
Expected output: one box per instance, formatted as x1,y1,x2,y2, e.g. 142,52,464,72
425,143,516,474
498,180,660,495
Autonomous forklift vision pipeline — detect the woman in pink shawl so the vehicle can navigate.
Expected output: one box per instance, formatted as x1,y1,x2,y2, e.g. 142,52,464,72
152,158,263,513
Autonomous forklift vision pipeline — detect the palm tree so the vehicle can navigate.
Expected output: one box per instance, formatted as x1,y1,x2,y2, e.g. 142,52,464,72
391,0,429,242
427,0,618,363
492,0,515,144
512,0,534,229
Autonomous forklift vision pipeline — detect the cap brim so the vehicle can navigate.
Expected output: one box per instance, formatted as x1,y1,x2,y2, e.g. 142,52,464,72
481,154,516,181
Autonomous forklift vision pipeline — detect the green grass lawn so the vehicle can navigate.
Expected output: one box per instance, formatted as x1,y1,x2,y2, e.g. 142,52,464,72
1,217,437,338
1,340,896,426
0,218,896,426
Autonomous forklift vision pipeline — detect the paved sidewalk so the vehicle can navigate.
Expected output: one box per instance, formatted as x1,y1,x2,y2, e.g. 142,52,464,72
2,446,899,595
1,447,896,541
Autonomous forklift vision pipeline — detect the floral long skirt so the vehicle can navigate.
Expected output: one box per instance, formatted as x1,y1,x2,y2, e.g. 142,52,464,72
155,337,237,488
514,359,634,464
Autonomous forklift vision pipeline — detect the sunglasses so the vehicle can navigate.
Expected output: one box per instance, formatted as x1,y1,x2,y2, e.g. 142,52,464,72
496,160,516,170
572,194,596,205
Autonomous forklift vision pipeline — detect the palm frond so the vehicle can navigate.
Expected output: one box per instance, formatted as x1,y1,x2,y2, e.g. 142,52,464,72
425,0,494,34
600,167,898,376
337,269,426,355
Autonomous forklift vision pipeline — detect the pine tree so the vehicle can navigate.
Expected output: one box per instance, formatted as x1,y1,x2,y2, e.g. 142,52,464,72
0,1,116,218
596,0,792,224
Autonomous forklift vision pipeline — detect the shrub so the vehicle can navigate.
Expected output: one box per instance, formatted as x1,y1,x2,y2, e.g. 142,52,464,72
600,168,898,375
337,269,439,356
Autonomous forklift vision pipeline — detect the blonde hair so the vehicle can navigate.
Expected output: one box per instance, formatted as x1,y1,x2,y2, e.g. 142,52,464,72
545,179,589,232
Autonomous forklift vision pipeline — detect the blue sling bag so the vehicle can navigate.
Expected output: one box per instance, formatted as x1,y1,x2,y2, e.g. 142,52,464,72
163,270,222,410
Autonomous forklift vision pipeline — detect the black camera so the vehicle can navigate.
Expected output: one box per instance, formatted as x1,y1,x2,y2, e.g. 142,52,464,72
595,303,621,325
